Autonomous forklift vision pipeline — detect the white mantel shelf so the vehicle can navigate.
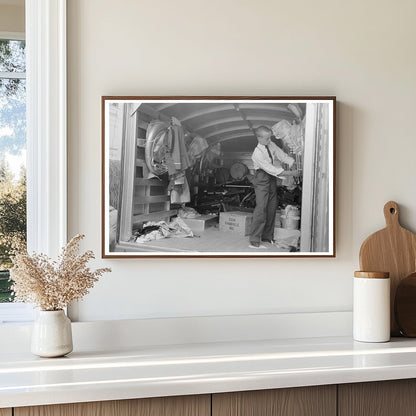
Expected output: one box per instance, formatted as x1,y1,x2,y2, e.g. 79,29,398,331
2,336,416,408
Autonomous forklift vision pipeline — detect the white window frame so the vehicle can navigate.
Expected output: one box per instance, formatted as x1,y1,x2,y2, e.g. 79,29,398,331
0,0,67,324
26,0,67,256
0,31,24,41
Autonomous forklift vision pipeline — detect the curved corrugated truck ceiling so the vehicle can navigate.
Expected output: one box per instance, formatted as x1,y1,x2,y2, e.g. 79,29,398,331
135,102,304,152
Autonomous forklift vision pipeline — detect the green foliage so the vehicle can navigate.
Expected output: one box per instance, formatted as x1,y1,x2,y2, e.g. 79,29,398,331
0,270,13,302
0,160,26,270
0,39,25,73
0,38,27,301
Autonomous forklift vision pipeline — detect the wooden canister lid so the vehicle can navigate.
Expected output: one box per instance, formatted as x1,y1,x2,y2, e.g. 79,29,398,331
354,271,389,279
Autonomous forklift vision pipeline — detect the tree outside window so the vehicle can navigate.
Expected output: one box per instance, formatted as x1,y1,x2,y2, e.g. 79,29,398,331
0,38,26,302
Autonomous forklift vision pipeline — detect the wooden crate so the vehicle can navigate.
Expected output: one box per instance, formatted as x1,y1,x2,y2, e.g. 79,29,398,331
181,215,218,234
219,211,253,236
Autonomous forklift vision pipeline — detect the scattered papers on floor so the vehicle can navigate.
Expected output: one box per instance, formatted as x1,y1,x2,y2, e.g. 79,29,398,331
134,217,194,243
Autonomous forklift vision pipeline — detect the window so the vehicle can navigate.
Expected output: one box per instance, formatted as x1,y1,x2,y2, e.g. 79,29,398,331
0,35,26,307
0,0,67,324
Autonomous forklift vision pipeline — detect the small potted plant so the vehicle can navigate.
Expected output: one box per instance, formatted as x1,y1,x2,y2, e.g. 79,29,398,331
10,234,111,357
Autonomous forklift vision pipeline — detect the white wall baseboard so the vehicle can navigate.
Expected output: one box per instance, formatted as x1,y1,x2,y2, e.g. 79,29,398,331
0,311,352,353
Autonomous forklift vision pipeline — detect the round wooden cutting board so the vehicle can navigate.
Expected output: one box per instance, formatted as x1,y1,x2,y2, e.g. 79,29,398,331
395,272,416,337
359,201,416,336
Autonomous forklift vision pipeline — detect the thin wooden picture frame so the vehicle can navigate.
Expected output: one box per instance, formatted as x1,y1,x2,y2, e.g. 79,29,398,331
102,96,336,258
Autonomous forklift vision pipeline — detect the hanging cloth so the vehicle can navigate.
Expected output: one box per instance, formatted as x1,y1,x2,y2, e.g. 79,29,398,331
169,175,191,204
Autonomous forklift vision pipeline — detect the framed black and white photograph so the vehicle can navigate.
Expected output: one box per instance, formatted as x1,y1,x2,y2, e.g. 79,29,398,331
102,96,335,258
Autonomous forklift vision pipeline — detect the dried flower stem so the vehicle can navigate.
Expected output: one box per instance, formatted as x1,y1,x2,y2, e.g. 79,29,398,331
10,234,111,310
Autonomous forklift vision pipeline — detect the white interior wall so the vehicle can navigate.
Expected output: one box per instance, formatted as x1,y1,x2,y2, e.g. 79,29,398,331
67,0,416,322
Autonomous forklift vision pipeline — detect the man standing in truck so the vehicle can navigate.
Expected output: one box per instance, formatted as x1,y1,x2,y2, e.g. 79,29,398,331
249,126,297,248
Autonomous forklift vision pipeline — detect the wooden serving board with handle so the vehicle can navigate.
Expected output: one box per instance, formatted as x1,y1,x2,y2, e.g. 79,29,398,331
394,272,416,337
359,201,416,335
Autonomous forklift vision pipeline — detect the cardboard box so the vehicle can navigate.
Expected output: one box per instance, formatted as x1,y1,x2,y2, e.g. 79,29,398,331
181,215,217,234
219,211,253,236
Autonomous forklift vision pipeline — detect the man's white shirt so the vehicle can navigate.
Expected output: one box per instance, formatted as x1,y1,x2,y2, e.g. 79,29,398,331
251,141,294,177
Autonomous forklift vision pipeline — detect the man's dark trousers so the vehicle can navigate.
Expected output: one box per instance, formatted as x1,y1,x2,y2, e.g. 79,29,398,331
250,169,277,244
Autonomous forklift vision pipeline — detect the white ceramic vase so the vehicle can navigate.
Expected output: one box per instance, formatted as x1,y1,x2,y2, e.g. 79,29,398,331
31,310,73,357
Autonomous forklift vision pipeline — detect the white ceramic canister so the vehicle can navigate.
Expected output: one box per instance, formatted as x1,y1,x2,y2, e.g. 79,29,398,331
353,271,390,342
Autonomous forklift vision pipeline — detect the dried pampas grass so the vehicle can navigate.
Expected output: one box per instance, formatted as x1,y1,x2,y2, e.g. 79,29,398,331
10,234,111,311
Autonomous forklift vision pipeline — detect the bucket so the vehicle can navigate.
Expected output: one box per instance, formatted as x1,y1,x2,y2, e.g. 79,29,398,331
275,215,282,228
288,207,300,217
281,216,300,230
